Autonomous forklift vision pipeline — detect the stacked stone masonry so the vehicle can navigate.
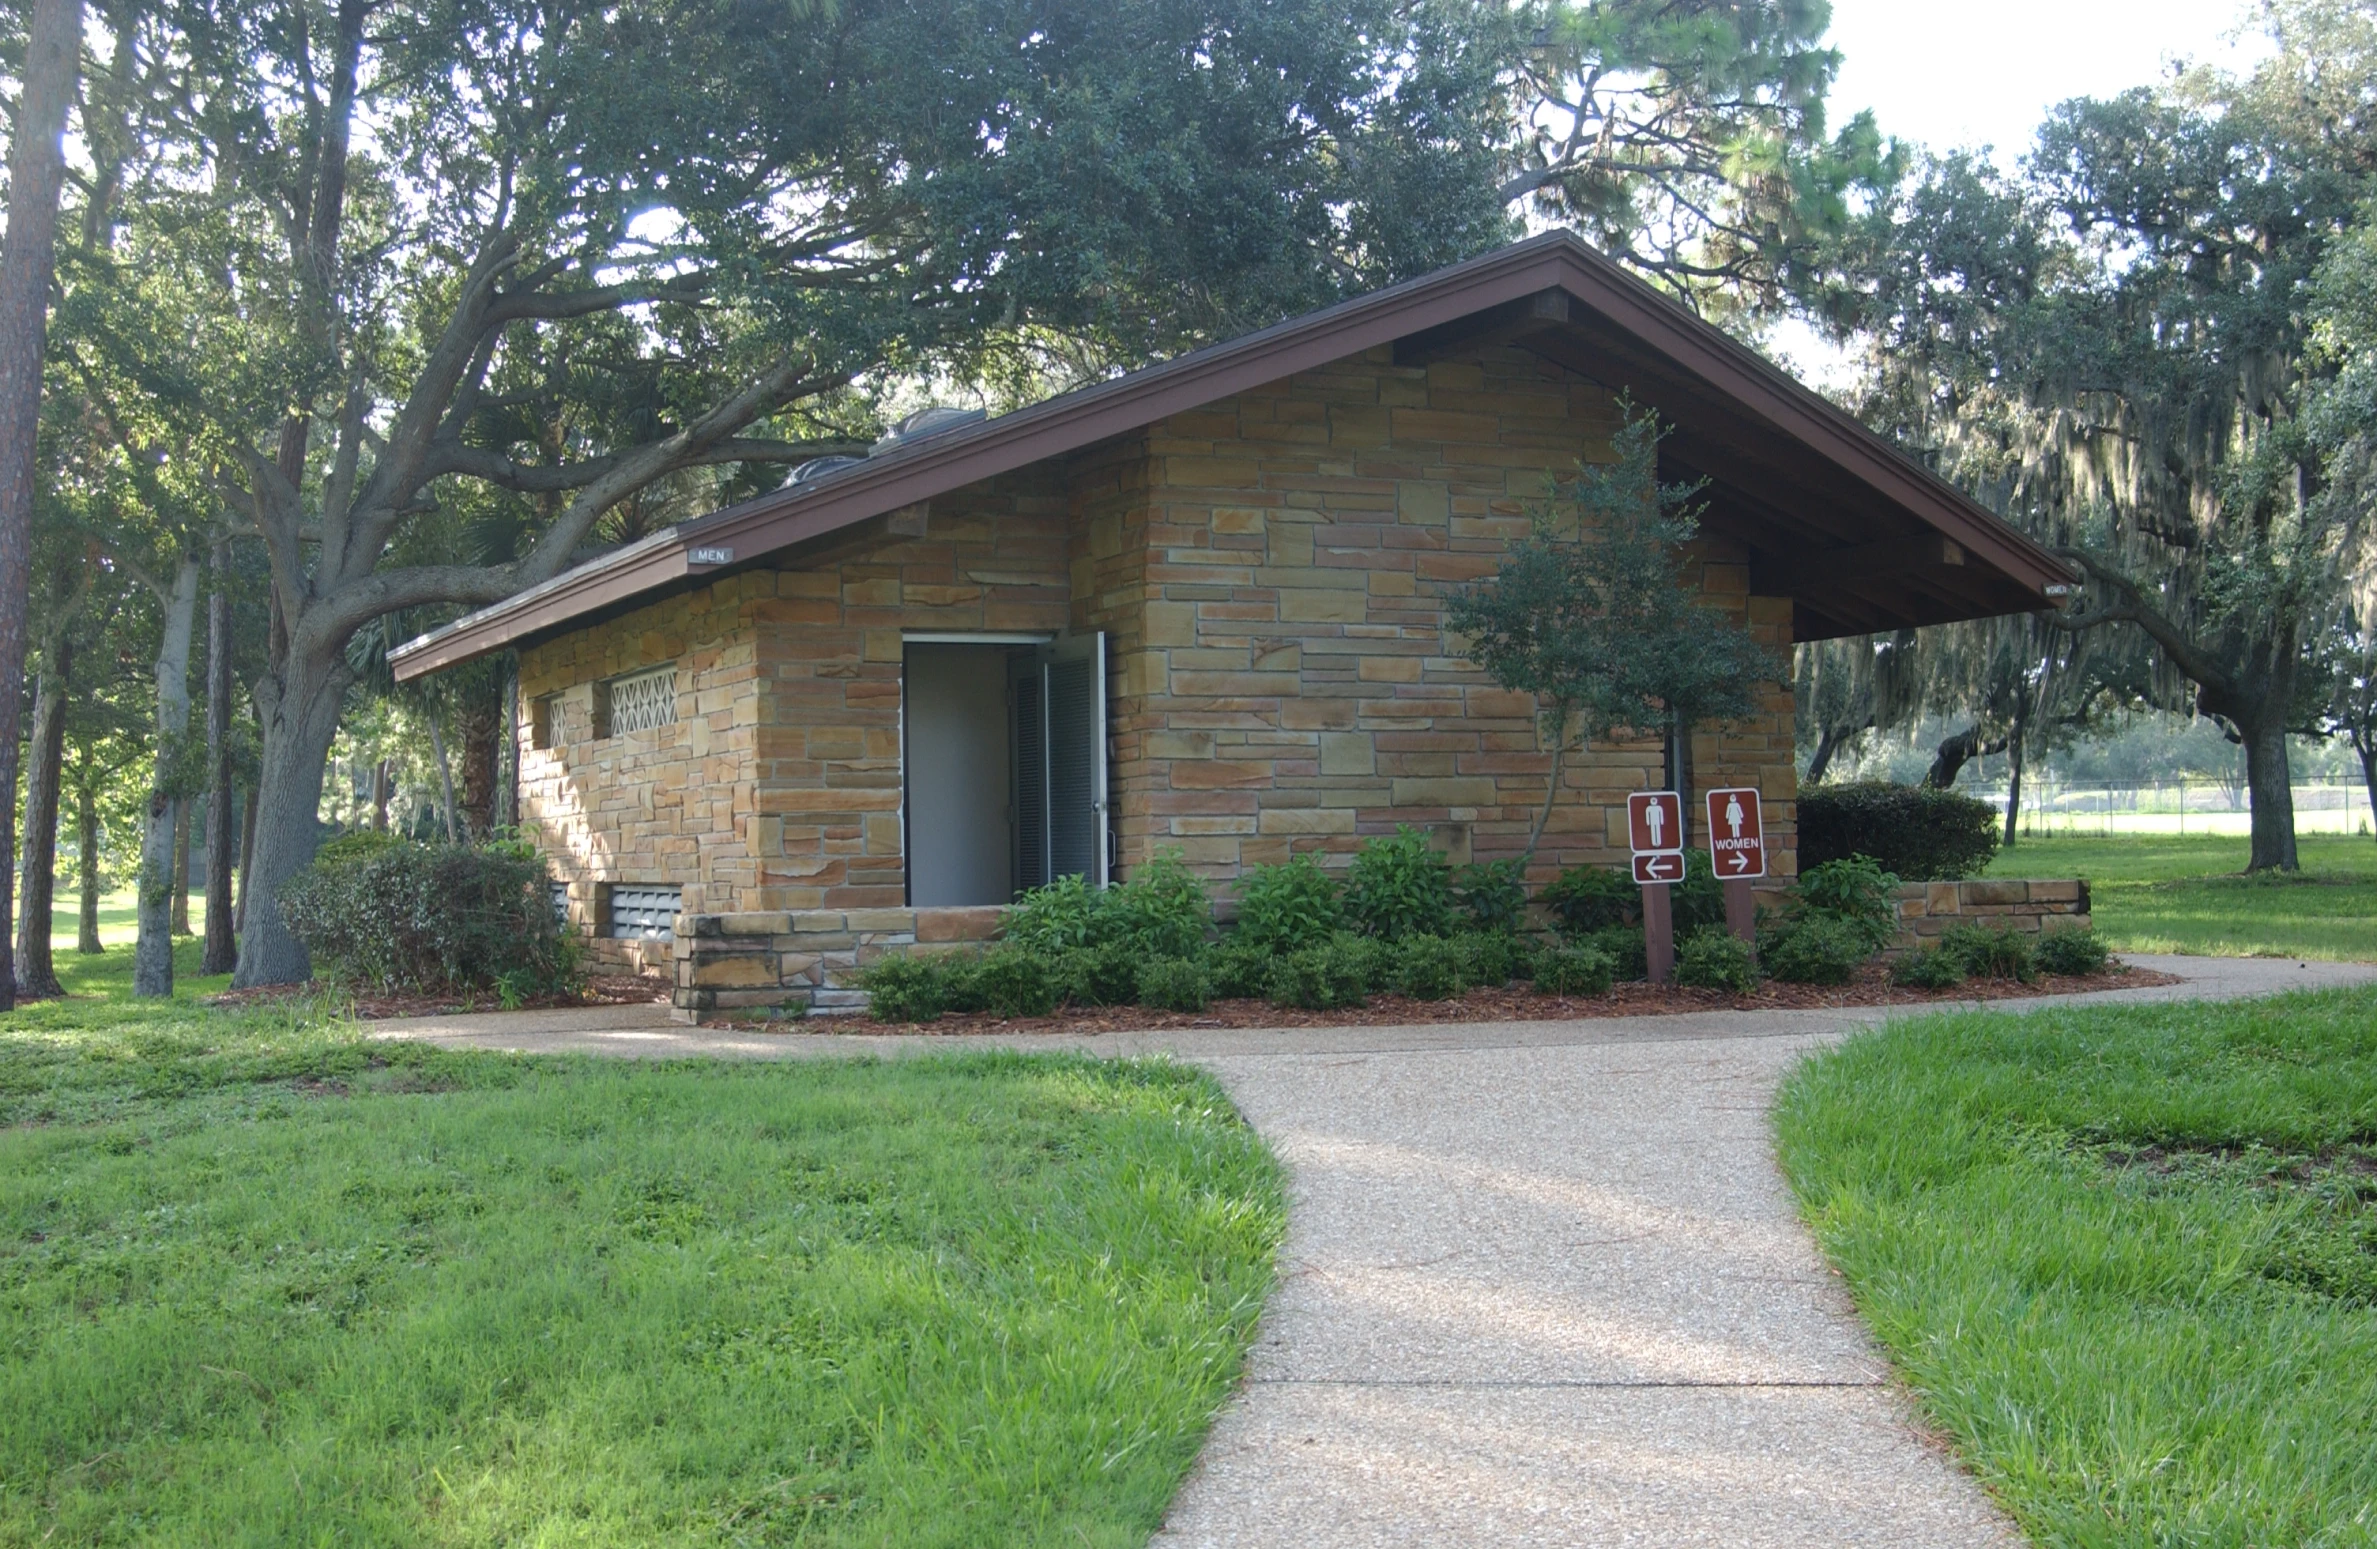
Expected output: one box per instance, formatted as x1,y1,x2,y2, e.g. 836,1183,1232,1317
1889,878,2091,949
521,340,1800,988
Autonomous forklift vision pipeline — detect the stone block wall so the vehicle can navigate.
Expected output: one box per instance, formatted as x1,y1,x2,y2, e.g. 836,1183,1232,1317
516,573,770,967
670,906,1005,1018
519,335,1803,964
1095,341,1798,886
1890,878,2091,948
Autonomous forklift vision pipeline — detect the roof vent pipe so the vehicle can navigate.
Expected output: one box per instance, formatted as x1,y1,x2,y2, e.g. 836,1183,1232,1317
870,405,986,455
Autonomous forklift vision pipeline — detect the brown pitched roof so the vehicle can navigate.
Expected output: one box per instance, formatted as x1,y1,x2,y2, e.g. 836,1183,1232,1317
391,231,2070,679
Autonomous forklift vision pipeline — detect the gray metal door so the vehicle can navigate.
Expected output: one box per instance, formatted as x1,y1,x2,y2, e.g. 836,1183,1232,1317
1009,632,1108,891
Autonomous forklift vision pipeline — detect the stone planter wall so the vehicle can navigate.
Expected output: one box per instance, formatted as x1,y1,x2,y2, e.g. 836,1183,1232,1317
1890,878,2090,948
670,906,1007,1019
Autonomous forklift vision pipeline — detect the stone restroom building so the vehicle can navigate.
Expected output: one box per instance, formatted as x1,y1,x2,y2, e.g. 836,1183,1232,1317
392,233,2070,1011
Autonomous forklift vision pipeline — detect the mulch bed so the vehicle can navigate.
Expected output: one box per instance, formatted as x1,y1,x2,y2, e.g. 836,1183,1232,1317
207,974,669,1021
708,960,2179,1037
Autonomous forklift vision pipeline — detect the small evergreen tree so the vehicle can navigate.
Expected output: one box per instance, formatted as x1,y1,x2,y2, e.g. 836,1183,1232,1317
1446,404,1774,857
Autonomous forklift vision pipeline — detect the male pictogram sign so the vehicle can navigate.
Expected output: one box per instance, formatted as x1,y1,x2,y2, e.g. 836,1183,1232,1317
1627,791,1682,857
1703,787,1766,879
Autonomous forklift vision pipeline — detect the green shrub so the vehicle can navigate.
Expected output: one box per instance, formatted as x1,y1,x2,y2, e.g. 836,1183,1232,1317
1583,924,1649,981
1235,854,1344,954
1330,933,1386,994
1053,943,1140,1007
1674,849,1728,934
1541,864,1636,937
1265,936,1371,1010
1137,956,1213,1012
2035,926,2112,977
1004,873,1105,955
1889,943,1967,989
1006,851,1212,959
1388,934,1466,1000
279,839,582,996
1207,939,1275,1000
861,954,954,1022
1798,782,1999,880
1795,855,1902,951
972,947,1060,1018
1941,921,2036,982
1450,930,1519,988
1104,851,1212,957
312,827,404,868
1763,917,1870,985
1675,927,1760,994
1534,943,1614,996
1344,826,1458,941
1454,857,1530,935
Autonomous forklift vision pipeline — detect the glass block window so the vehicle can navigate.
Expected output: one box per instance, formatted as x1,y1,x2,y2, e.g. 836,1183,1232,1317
608,884,681,940
595,665,677,738
548,881,570,926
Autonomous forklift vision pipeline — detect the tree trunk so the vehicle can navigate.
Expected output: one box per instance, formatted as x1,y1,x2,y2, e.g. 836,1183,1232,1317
2003,731,2025,850
231,648,353,986
1804,723,1849,786
202,551,238,974
370,760,391,829
1665,712,1696,845
2002,695,2031,850
1924,726,2007,790
0,0,86,1013
499,667,519,831
75,774,101,953
13,637,69,998
2237,720,2299,873
428,710,460,843
2357,736,2376,845
458,683,501,839
171,798,193,934
134,558,201,997
234,779,258,933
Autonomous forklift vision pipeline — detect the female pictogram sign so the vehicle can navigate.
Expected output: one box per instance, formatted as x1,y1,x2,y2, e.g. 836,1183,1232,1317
1703,788,1766,880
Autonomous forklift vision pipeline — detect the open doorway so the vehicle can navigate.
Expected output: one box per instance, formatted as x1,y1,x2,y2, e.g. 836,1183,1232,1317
902,634,1107,907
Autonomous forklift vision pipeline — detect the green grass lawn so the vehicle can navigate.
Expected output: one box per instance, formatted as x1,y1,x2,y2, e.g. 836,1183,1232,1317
37,886,234,1003
1777,988,2377,1547
0,967,1284,1544
1985,833,2377,961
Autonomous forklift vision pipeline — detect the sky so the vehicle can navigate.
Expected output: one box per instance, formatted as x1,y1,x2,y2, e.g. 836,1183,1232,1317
1821,0,2275,164
1768,0,2278,382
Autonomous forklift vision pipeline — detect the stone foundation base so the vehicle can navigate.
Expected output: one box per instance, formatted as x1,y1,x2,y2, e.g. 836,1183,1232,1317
663,879,2093,1020
670,906,1007,1019
1890,877,2090,949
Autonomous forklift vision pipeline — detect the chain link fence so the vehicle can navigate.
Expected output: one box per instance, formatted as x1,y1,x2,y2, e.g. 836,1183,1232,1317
1961,778,2376,838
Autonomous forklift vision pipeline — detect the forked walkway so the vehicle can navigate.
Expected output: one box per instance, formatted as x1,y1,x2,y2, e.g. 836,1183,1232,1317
377,955,2377,1547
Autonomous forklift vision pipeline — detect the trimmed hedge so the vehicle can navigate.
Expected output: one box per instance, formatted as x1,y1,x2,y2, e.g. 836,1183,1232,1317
279,838,582,997
1797,781,2000,880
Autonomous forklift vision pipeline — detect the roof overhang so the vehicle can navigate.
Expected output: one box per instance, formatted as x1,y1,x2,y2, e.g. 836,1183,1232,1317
392,231,2072,679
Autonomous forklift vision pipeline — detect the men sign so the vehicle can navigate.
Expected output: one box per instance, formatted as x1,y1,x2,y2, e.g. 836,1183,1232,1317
1626,791,1682,858
1626,790,1684,982
1703,787,1766,880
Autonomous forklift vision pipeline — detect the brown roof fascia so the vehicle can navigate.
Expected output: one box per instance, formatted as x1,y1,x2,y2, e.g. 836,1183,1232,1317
391,231,2070,680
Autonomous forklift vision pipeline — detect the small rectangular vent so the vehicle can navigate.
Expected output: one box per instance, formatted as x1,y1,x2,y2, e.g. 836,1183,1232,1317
530,693,561,750
596,665,678,738
608,884,681,940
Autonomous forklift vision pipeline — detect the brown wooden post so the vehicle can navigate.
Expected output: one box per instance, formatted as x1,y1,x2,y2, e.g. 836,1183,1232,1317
1724,877,1757,958
1642,882,1674,984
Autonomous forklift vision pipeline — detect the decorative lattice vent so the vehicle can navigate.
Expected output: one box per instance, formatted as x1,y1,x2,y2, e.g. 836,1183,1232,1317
597,666,677,737
548,881,570,926
608,884,682,940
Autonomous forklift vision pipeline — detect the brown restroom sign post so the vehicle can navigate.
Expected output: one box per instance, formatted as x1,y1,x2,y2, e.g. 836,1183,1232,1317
1627,791,1684,983
1705,787,1765,955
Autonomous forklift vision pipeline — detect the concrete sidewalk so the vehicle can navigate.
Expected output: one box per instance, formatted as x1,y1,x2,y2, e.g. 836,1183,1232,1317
373,955,2375,1546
